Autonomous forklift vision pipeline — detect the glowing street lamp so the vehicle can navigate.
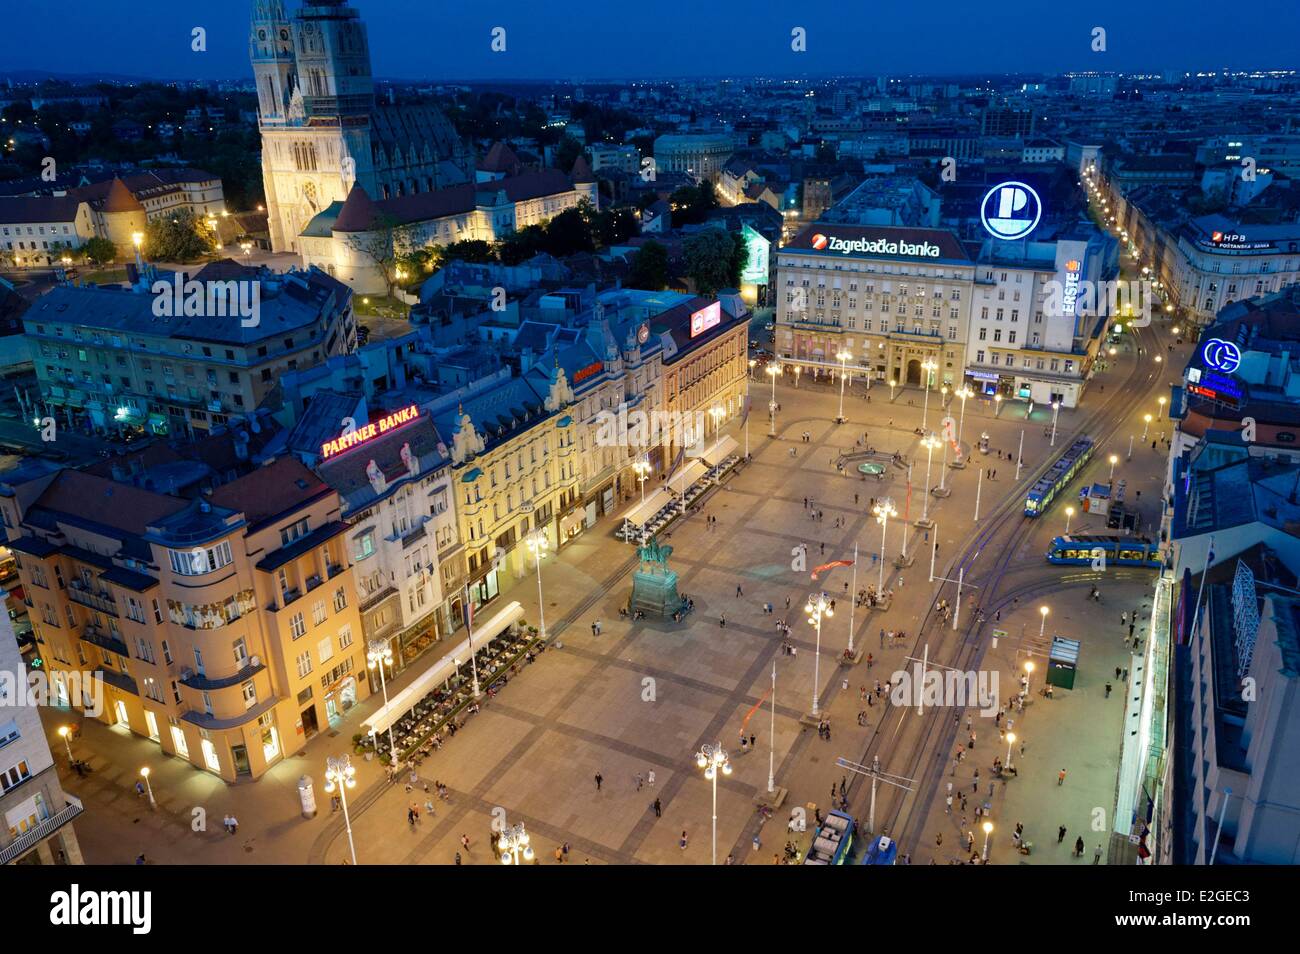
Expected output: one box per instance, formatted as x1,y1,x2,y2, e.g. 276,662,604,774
805,592,833,717
1050,400,1060,447
1005,732,1017,771
982,820,994,860
920,360,938,430
766,363,781,436
131,231,144,268
709,404,725,437
1038,606,1049,640
366,639,396,764
994,393,1003,417
835,349,853,422
525,528,549,640
919,433,939,524
1157,396,1167,420
324,755,358,865
1142,413,1153,441
139,766,156,808
1024,660,1037,697
888,377,897,402
955,385,974,447
632,458,651,504
1065,506,1075,535
1108,454,1119,482
696,743,732,866
498,822,535,865
873,498,898,594
57,725,74,763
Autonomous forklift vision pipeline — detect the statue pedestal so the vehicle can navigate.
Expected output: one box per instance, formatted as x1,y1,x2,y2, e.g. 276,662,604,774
629,567,685,620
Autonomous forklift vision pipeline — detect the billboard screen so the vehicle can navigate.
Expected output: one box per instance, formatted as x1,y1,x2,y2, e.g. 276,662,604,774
740,224,770,284
690,301,722,338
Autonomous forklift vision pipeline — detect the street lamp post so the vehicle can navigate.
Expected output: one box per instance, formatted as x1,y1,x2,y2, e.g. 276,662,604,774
498,822,535,864
1157,396,1167,420
139,767,156,808
1065,506,1074,535
526,528,549,640
1038,606,1049,641
1108,454,1119,482
805,592,833,717
57,725,74,764
324,755,358,865
1024,660,1036,698
1005,732,1017,772
994,393,1003,418
873,498,897,593
835,349,853,422
633,458,650,503
366,639,396,764
709,404,725,439
982,820,994,861
1050,401,1060,447
889,378,898,402
921,360,937,430
919,433,938,524
131,231,144,269
695,743,732,866
1142,414,1152,441
767,364,781,437
767,658,777,795
955,386,974,449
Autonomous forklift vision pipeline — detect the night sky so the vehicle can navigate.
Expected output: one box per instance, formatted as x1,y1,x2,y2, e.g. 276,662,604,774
2,0,1298,82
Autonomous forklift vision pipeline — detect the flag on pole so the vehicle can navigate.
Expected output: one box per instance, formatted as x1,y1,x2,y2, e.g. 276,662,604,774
811,559,855,581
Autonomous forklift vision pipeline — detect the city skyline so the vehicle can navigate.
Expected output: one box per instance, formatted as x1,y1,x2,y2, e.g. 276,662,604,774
1,0,1299,82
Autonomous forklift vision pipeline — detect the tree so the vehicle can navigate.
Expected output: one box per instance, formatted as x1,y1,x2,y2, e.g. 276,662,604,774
497,224,546,265
555,136,585,175
543,207,594,257
442,239,496,264
626,240,669,291
683,228,743,296
343,212,415,295
594,205,640,246
81,237,117,266
668,182,719,226
143,208,214,263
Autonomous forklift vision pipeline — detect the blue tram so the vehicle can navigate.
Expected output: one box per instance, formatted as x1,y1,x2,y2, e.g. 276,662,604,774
1046,534,1162,569
1024,436,1094,517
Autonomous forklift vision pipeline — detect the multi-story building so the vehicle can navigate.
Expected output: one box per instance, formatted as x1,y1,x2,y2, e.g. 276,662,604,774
1169,216,1300,326
299,399,463,678
587,143,641,175
966,228,1119,407
0,456,369,782
299,168,598,294
250,0,472,253
0,197,96,268
0,614,84,866
652,133,734,180
776,222,975,390
23,263,356,439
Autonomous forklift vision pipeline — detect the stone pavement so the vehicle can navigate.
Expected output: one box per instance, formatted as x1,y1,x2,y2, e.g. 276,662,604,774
49,335,1182,864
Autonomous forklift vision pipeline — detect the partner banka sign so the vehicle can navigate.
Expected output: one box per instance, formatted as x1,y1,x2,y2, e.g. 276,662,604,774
809,232,942,259
980,181,1042,241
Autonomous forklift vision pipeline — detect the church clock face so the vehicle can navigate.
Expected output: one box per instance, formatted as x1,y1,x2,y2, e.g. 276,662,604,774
280,28,289,41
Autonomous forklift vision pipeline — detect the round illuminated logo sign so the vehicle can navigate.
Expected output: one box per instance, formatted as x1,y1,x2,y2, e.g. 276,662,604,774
810,233,829,250
637,323,650,344
1202,338,1241,374
980,181,1042,241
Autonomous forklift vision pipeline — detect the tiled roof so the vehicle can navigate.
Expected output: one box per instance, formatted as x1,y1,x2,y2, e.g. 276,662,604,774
208,457,330,530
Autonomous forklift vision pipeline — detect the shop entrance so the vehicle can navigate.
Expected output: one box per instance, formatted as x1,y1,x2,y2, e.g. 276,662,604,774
906,359,922,386
231,744,252,778
301,705,319,740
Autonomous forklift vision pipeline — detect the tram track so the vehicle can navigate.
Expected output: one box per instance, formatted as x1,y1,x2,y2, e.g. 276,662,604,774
844,320,1166,856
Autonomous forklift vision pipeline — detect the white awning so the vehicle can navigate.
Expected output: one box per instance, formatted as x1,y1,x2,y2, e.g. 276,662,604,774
699,434,739,465
362,601,524,736
620,487,674,529
671,458,709,491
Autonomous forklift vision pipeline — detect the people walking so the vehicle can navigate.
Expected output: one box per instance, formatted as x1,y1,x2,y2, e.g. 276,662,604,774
594,772,603,791
1058,825,1067,844
1058,768,1067,786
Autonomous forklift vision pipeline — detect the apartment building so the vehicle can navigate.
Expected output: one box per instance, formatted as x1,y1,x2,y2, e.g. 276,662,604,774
0,456,368,782
776,222,975,390
0,197,96,267
23,263,356,439
0,614,84,865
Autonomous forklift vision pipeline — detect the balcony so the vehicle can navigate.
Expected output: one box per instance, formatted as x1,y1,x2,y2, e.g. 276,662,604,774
67,581,119,617
0,794,84,865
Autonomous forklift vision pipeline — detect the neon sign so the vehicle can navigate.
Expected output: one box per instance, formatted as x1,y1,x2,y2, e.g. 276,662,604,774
690,301,722,338
1202,338,1242,374
810,232,940,258
573,361,604,384
1061,260,1081,317
980,181,1042,241
320,404,420,459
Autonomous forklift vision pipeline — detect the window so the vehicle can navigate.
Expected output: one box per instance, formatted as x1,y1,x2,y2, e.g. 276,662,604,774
290,612,306,639
0,760,32,793
161,640,173,665
233,638,248,667
312,601,327,626
169,541,233,576
317,636,334,665
296,650,313,679
352,529,375,561
338,624,353,651
241,680,257,709
333,587,347,612
280,518,310,546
